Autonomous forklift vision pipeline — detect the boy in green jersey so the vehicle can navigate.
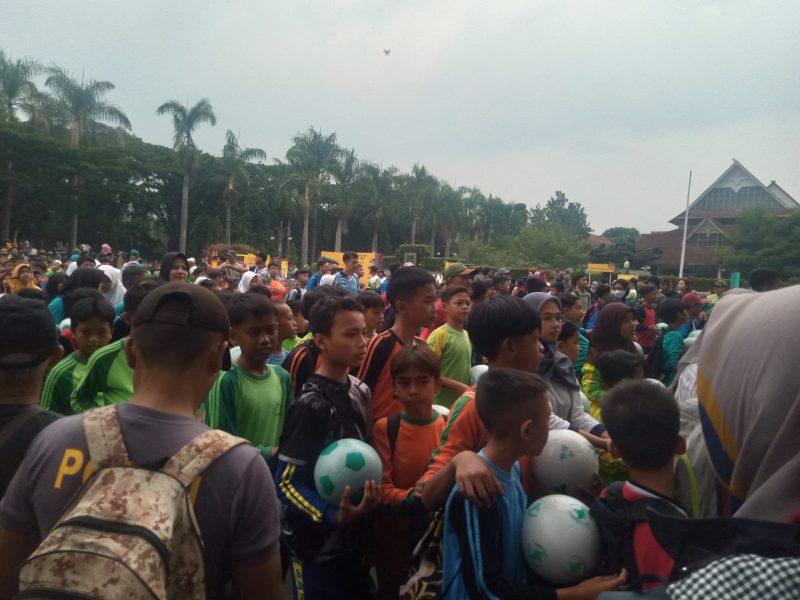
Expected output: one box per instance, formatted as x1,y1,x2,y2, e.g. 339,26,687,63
426,286,472,408
71,279,163,413
40,296,114,415
205,293,292,460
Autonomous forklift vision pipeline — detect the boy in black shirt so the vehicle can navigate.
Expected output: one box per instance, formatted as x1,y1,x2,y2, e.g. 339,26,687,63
275,296,380,600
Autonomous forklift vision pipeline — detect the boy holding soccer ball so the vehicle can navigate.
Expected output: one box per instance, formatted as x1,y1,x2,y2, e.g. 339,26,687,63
442,369,626,599
274,296,380,600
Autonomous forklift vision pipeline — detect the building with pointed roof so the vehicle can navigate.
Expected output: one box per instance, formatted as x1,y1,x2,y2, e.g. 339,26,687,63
636,160,798,276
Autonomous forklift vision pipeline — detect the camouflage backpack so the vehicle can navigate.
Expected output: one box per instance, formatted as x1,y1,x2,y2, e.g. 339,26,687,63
18,405,246,600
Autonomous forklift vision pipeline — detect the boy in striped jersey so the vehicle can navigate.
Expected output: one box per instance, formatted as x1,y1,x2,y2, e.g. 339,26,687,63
275,296,379,600
40,296,114,415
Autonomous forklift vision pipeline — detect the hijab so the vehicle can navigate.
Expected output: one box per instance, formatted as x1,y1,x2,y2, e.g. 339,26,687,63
159,252,188,282
238,271,256,293
697,287,800,522
523,292,580,391
585,302,636,366
98,265,126,307
8,264,40,294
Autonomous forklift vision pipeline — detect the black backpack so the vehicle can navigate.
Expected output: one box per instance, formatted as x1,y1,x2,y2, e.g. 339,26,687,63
590,482,685,590
644,331,667,381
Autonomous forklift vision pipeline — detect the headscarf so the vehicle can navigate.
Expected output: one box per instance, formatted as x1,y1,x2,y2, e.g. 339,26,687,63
159,252,189,282
8,264,41,294
585,302,636,366
238,271,257,293
523,292,579,390
697,286,800,522
98,265,126,307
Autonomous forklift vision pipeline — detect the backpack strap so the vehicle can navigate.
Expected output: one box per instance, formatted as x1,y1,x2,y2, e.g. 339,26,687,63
387,413,402,457
83,405,132,469
0,405,42,448
161,429,248,487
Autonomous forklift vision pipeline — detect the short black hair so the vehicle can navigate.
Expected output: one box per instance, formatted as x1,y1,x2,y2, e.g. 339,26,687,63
343,251,358,262
301,284,349,320
640,284,658,296
748,267,781,292
386,266,435,308
287,299,303,316
571,272,588,286
65,289,105,319
558,320,580,342
208,269,224,279
316,257,329,269
16,288,46,303
525,276,547,294
469,279,493,302
356,290,385,311
71,296,115,329
123,279,164,315
227,293,277,327
647,276,662,287
476,368,549,437
657,298,685,325
309,296,365,337
595,349,644,388
390,344,441,380
551,282,565,294
77,254,95,267
467,295,540,359
441,286,469,304
559,293,580,310
295,268,311,276
198,279,218,291
601,380,680,470
491,274,509,287
387,262,402,275
596,284,611,299
268,261,280,269
121,263,147,287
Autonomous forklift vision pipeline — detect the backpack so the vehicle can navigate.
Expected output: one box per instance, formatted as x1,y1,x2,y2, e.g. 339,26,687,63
643,332,666,381
590,481,685,590
18,405,246,600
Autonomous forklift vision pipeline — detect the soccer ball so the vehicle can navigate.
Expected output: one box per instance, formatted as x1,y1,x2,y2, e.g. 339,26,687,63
645,378,667,389
532,429,598,495
432,404,450,418
470,364,488,385
313,438,383,505
522,494,600,585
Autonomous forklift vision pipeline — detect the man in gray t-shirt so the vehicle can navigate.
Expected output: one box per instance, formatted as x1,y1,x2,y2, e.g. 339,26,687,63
0,282,283,599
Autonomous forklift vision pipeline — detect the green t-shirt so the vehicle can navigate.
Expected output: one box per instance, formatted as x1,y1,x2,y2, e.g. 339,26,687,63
282,336,303,353
40,353,89,416
427,324,472,408
204,363,293,460
71,338,134,413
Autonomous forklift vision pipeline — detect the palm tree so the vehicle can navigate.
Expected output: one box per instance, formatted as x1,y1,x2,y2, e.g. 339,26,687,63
0,51,42,242
284,127,338,266
401,163,437,244
156,98,216,253
221,129,266,244
360,164,398,253
328,147,359,252
45,65,131,247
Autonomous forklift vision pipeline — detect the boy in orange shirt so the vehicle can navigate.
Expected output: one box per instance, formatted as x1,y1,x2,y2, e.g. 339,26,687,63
371,344,446,598
357,267,437,421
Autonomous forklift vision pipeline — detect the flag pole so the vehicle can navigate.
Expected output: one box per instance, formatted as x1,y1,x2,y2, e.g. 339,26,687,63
678,170,692,278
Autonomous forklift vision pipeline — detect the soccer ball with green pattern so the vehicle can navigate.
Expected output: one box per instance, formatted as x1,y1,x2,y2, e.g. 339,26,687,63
313,438,383,505
522,494,599,585
532,429,599,495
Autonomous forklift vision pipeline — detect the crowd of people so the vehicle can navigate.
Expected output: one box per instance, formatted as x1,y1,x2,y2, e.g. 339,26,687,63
0,238,796,600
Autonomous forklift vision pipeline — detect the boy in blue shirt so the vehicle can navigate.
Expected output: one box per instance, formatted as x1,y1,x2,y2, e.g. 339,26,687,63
442,368,626,599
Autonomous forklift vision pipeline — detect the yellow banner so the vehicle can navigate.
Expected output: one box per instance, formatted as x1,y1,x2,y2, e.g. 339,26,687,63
587,263,615,273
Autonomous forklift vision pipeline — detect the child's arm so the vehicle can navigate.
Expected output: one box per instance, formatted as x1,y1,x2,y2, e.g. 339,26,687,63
372,420,417,508
580,363,607,421
422,451,503,511
568,392,607,437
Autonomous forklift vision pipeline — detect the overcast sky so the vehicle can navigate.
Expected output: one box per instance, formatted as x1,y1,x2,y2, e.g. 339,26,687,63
4,0,799,233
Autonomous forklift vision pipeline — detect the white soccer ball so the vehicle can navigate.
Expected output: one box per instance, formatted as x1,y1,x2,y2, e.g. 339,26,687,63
470,364,488,385
313,438,383,505
432,404,450,418
523,494,600,584
644,378,667,389
532,429,599,495
633,341,644,355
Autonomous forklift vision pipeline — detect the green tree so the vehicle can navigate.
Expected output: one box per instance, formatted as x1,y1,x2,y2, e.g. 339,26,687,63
722,207,800,282
45,65,131,247
156,98,216,253
529,190,592,237
220,129,266,244
399,164,437,245
327,147,359,252
284,127,338,265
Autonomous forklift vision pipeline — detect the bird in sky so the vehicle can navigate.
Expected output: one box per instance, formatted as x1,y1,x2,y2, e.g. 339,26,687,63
383,49,391,56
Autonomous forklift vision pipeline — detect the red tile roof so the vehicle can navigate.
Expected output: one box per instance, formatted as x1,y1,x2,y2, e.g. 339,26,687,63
636,229,725,267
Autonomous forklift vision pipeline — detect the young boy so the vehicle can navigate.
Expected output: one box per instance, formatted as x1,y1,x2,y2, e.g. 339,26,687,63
426,286,472,408
655,299,688,386
559,293,589,378
591,380,687,587
267,300,297,367
633,284,661,354
357,266,437,421
274,296,380,600
371,345,447,597
40,296,115,415
557,320,582,367
71,279,163,412
356,290,385,341
284,299,308,351
443,369,625,599
595,350,645,389
205,294,292,460
0,296,63,498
